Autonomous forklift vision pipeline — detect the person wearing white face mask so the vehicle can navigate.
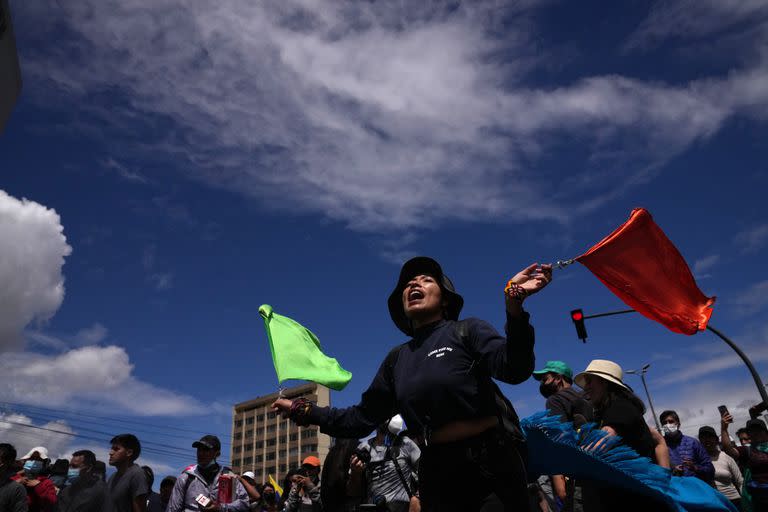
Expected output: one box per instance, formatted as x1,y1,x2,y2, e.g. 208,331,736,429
659,410,715,483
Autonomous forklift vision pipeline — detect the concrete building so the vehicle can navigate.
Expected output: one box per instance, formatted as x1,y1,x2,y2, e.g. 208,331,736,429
0,0,22,133
231,383,331,482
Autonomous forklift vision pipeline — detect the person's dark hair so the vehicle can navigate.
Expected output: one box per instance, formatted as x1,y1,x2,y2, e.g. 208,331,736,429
142,465,155,489
280,468,300,508
0,443,17,465
321,438,365,511
660,410,680,424
110,433,141,461
160,476,177,490
595,381,647,415
50,458,70,476
72,450,97,469
262,482,275,492
93,461,107,481
736,428,749,436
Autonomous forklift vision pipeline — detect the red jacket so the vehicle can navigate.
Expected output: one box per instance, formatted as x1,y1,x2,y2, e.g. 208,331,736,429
11,474,57,512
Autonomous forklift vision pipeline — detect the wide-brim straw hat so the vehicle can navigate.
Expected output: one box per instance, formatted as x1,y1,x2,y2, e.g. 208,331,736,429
574,359,631,392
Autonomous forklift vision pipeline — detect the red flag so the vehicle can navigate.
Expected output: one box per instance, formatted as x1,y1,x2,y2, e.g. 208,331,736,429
576,208,715,335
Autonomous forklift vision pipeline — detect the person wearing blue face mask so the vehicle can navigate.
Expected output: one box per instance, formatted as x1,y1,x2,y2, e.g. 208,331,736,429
11,447,56,512
57,450,107,512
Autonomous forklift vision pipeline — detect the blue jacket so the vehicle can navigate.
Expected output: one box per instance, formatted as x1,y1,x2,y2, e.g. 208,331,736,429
667,433,715,483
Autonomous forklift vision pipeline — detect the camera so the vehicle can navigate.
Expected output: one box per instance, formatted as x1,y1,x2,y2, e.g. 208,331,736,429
353,447,371,465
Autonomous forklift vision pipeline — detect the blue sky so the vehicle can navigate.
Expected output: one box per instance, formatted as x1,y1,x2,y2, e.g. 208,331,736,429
2,0,768,478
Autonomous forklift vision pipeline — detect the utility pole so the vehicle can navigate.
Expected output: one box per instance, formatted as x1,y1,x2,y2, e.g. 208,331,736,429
626,364,661,432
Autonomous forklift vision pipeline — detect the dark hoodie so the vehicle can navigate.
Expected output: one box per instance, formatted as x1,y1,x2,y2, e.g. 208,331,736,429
56,473,107,512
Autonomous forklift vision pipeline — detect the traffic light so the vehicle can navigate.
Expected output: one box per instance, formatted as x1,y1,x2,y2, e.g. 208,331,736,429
570,309,588,342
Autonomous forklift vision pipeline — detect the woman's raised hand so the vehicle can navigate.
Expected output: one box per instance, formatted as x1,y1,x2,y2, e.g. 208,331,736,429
510,263,553,296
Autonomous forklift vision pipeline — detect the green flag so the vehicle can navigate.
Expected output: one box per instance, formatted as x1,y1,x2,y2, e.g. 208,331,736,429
259,304,352,391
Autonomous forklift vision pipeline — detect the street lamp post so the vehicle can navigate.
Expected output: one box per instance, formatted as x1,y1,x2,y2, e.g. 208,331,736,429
626,364,662,432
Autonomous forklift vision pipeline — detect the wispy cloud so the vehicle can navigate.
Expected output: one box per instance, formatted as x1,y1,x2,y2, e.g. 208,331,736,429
692,254,719,278
735,223,768,254
142,244,174,291
731,280,768,316
14,1,768,233
100,157,148,184
624,0,768,52
657,323,768,385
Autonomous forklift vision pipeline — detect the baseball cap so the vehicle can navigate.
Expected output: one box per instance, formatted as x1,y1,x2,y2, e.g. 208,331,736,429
242,471,256,479
192,435,221,451
533,361,573,381
302,456,321,467
698,426,717,438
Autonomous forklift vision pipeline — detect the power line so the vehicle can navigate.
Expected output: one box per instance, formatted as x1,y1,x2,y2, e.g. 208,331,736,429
4,404,223,445
0,419,230,466
0,401,231,446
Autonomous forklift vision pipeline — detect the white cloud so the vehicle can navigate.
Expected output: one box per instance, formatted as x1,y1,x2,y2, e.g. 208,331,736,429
0,190,72,351
0,346,205,416
692,254,719,278
0,413,179,475
731,280,768,316
74,323,109,345
651,379,765,440
735,223,768,254
149,273,173,291
624,0,768,52
14,2,768,233
0,413,75,460
656,323,768,385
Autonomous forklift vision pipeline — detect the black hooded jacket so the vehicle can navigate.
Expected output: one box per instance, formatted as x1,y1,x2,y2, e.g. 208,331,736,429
307,313,535,438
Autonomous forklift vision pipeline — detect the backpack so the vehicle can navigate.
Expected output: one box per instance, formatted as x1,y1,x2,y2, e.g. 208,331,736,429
383,319,526,446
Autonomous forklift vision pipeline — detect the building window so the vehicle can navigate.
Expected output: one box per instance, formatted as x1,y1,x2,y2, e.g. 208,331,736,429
267,438,276,447
278,435,286,444
246,416,255,425
257,414,265,422
266,466,275,475
243,456,253,465
267,411,277,419
256,441,264,449
245,430,253,438
303,444,317,452
279,464,287,473
289,447,298,455
289,433,298,442
234,432,242,440
302,429,316,438
266,424,277,433
256,455,263,463
245,444,253,452
235,419,243,427
233,446,242,454
266,453,276,461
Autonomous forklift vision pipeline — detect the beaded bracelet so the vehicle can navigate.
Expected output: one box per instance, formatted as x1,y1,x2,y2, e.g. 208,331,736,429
290,397,313,426
504,280,528,303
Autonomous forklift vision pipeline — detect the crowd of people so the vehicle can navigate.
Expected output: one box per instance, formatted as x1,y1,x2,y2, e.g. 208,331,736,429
1,256,767,512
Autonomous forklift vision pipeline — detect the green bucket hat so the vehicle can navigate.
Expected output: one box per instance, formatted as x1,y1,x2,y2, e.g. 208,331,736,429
532,360,573,381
